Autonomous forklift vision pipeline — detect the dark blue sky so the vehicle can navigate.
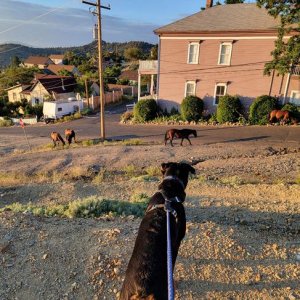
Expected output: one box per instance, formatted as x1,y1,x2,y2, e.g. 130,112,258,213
0,0,255,47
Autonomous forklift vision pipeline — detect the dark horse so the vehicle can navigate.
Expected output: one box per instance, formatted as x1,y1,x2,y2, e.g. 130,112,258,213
269,110,290,124
119,162,195,300
50,132,65,147
65,129,76,145
164,128,197,146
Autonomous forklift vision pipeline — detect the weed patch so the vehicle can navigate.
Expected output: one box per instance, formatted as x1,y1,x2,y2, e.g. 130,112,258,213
1,197,148,218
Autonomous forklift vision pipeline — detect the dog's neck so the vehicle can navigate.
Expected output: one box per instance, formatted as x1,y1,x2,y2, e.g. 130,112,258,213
157,176,186,203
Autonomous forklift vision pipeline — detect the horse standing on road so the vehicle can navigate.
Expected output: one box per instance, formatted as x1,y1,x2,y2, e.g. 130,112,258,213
164,128,197,146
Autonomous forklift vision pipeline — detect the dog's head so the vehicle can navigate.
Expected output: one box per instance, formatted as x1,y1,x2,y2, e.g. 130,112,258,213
193,130,197,137
161,162,195,189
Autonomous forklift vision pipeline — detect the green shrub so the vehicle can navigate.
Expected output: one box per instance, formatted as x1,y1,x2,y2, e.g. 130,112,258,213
249,95,278,125
0,118,13,127
281,103,298,113
0,197,148,218
181,96,204,122
73,112,82,119
81,107,93,115
208,113,218,124
216,95,243,124
281,103,300,120
134,99,158,122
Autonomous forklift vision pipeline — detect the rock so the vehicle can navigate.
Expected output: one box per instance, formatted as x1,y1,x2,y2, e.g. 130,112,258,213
113,267,120,275
42,253,48,260
288,293,296,300
255,274,261,282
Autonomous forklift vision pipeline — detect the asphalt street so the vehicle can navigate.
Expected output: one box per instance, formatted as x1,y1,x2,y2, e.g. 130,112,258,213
0,112,299,148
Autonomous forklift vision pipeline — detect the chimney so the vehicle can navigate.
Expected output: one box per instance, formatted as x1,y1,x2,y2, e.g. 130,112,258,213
206,0,213,8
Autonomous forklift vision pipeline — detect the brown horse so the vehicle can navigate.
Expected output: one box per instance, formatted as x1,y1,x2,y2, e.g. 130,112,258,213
65,129,76,145
50,132,65,147
164,128,197,146
269,110,290,124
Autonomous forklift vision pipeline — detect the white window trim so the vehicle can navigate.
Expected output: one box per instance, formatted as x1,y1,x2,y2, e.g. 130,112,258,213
184,81,196,97
213,83,227,106
218,42,232,66
187,42,200,64
290,90,300,105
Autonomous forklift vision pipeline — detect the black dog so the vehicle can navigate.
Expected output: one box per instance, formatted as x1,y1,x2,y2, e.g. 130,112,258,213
119,162,195,300
164,128,197,146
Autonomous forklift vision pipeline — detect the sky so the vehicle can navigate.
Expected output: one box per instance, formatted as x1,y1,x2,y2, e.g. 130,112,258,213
0,0,255,47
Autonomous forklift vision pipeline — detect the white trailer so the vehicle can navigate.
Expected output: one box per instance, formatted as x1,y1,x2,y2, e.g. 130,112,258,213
43,98,83,120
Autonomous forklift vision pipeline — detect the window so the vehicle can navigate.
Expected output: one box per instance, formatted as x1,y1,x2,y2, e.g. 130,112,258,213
214,83,227,105
35,98,39,105
290,90,300,106
218,43,232,65
187,43,199,64
57,107,62,112
185,81,196,97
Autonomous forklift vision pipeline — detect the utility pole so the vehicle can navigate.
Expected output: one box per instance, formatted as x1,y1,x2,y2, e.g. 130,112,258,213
82,0,110,140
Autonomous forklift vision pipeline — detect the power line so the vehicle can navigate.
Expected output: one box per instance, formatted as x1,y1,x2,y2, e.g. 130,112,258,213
0,7,61,35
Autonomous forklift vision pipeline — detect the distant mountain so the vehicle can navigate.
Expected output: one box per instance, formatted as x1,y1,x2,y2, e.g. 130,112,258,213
0,41,155,68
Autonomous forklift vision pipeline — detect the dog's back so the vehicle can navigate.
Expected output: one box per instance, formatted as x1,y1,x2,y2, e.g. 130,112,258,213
120,163,195,299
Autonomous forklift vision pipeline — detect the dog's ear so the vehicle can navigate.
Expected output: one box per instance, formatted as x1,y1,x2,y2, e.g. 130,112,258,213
183,163,195,174
189,165,196,174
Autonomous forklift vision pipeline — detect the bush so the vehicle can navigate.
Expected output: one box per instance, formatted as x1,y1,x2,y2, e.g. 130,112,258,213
0,118,13,127
249,95,278,125
81,107,93,115
281,103,298,113
134,99,157,122
216,95,243,124
181,96,204,122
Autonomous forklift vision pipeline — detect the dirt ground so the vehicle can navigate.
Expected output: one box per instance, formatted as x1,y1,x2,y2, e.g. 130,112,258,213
0,136,300,300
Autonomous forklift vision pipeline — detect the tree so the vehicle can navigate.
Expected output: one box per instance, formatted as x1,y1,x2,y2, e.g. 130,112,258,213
149,46,158,60
103,65,121,84
257,0,300,75
124,47,143,61
58,69,73,77
10,56,21,67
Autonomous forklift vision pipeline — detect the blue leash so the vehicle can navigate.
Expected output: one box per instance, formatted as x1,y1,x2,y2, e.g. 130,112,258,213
166,201,175,300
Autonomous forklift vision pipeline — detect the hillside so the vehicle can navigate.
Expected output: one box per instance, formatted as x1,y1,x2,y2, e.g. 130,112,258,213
0,41,155,68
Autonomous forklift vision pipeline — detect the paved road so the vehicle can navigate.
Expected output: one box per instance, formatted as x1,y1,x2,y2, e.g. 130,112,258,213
0,112,299,148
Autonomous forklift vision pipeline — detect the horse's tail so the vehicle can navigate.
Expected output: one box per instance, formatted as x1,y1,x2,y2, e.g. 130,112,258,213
57,133,65,145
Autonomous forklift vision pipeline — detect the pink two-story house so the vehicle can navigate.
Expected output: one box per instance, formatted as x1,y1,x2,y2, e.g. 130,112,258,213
154,2,299,113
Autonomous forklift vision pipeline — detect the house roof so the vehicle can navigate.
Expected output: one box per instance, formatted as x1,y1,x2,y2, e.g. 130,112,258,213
49,54,64,60
154,4,280,34
46,64,77,75
119,70,138,81
20,85,32,95
32,75,77,94
24,56,53,65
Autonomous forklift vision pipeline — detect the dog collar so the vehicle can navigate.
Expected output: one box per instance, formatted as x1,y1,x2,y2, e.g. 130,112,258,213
162,176,185,189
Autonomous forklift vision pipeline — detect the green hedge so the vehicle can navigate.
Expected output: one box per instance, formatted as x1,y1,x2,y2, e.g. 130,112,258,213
134,99,158,122
181,96,204,122
216,95,243,124
249,95,278,125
